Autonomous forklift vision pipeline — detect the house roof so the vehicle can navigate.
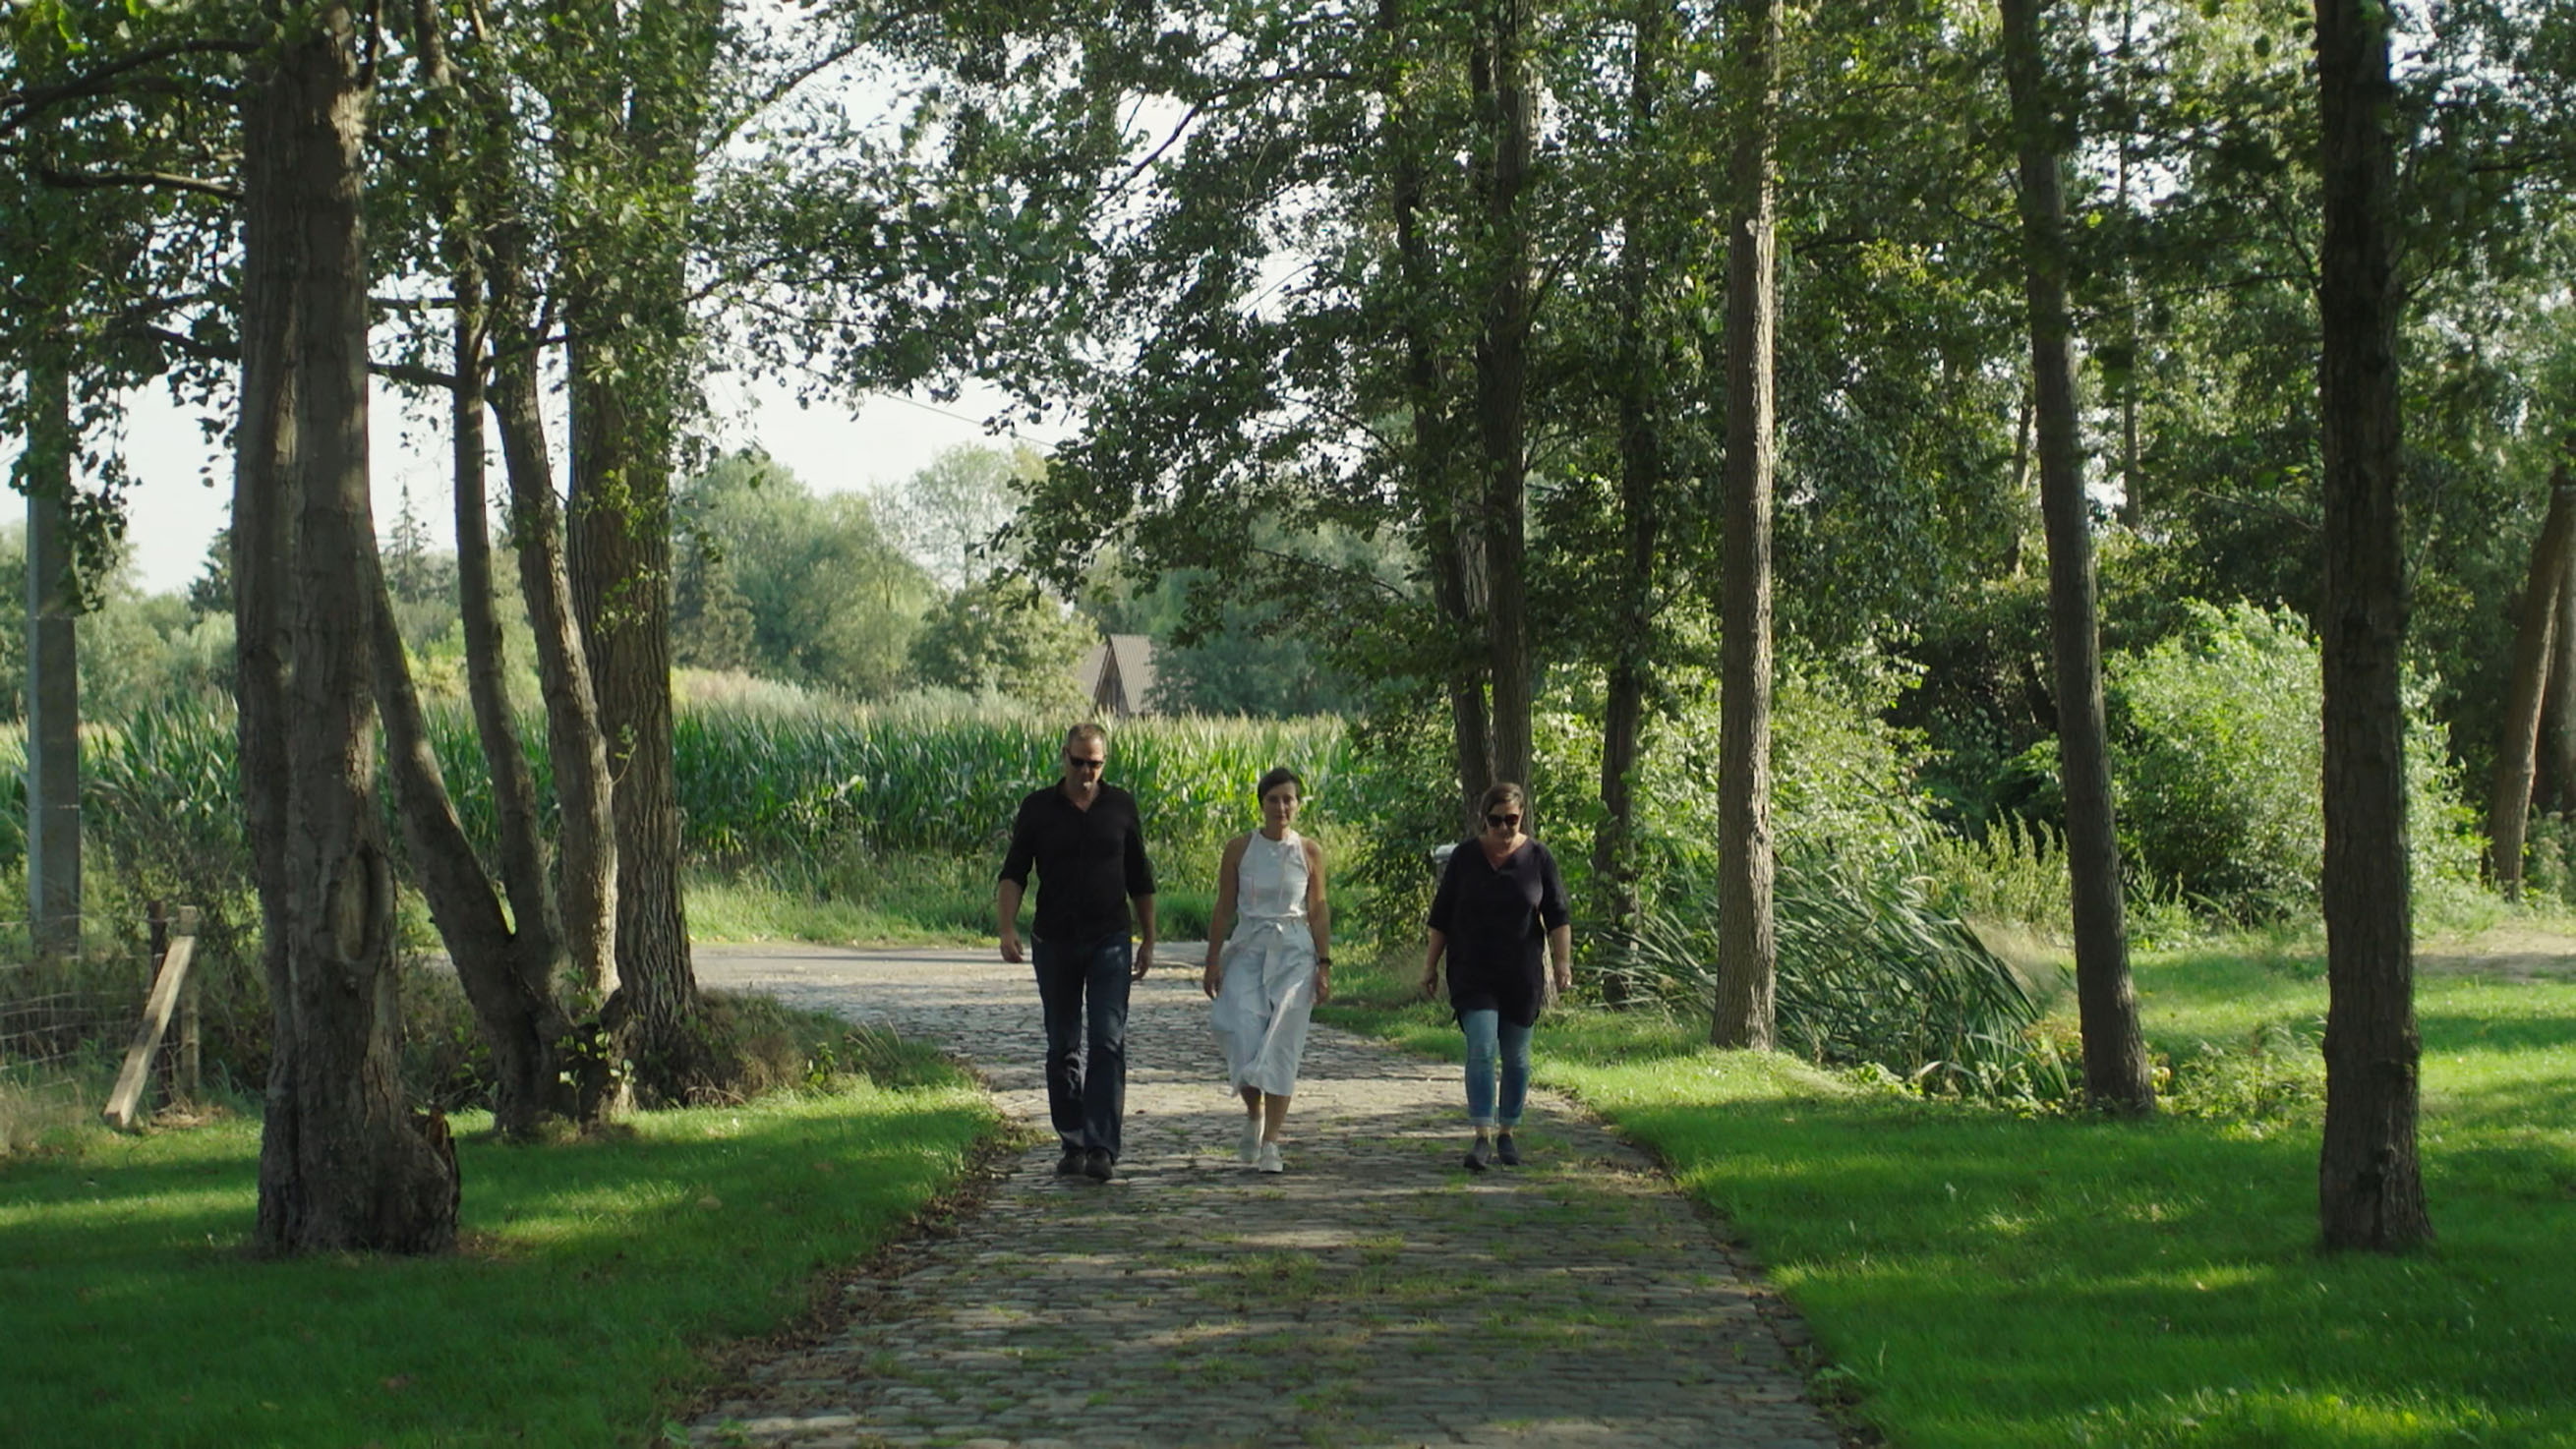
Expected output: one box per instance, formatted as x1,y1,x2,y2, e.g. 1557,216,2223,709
1077,634,1158,715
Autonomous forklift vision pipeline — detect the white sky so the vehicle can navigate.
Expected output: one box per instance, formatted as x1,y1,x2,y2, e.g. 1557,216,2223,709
110,371,1061,597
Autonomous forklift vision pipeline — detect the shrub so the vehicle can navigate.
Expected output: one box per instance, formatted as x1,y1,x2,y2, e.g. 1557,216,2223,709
2101,602,2484,923
1917,814,2074,938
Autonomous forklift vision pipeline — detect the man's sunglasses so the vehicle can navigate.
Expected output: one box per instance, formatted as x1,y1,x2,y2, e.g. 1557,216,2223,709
1486,812,1520,829
1065,756,1106,771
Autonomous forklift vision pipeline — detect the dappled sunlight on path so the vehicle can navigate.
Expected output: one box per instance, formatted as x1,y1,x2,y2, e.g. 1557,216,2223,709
689,945,1845,1449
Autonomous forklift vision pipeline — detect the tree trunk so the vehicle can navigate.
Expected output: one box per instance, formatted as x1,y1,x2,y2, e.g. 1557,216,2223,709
2539,559,2576,816
1471,0,1535,794
2313,0,2430,1253
488,226,620,1001
1593,0,1669,1005
23,354,81,964
549,0,722,1093
1711,0,1780,1050
2487,463,2576,898
234,30,298,1232
2000,0,2155,1111
566,337,700,1087
373,585,584,1135
243,10,457,1255
1379,0,1493,831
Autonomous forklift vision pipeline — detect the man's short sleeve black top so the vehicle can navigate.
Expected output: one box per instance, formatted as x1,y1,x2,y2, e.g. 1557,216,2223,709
998,783,1157,945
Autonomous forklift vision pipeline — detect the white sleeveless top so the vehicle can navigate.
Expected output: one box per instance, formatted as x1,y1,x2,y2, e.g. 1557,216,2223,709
1232,829,1310,936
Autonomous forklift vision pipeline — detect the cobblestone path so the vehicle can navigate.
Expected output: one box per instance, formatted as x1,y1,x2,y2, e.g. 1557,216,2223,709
687,944,1846,1449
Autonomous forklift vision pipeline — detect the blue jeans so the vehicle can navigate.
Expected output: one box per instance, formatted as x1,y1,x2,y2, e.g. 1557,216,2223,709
1460,1009,1531,1129
1033,934,1132,1159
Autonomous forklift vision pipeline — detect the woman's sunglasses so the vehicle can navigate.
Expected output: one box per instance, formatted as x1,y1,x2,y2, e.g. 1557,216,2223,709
1486,812,1520,829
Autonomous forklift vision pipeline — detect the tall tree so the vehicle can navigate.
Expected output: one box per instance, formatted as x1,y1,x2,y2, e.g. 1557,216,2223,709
1710,0,1780,1050
2312,0,2430,1251
237,3,457,1254
1379,0,1493,828
543,0,726,1092
358,0,617,1137
1591,0,1674,988
1470,0,1537,793
1997,0,2152,1110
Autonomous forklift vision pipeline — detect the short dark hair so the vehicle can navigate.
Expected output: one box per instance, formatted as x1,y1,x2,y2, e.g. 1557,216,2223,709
1064,722,1108,752
1257,767,1304,803
1480,782,1526,816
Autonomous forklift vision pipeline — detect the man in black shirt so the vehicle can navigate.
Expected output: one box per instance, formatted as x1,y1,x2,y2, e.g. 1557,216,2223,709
998,722,1158,1183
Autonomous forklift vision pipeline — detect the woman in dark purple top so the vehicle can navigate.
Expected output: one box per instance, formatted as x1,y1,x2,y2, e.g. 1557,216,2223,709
1419,782,1574,1172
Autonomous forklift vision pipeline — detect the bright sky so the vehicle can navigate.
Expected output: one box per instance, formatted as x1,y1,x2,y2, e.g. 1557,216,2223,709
112,371,1062,598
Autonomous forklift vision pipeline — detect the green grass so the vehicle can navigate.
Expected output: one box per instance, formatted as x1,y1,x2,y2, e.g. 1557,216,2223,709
1318,943,2576,1448
683,848,1246,949
684,855,996,946
0,1063,1003,1447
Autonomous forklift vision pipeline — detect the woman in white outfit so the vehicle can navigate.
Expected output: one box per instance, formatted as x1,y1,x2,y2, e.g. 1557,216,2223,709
1200,767,1332,1174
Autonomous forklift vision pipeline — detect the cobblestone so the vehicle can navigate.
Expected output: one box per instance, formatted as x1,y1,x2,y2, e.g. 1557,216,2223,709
689,944,1846,1449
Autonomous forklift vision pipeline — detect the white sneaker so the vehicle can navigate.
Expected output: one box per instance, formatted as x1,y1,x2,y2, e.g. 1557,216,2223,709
1238,1115,1263,1164
1257,1141,1285,1174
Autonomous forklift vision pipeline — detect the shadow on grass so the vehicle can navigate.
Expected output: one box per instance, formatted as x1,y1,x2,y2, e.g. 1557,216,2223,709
1319,956,2576,1448
0,1086,998,1449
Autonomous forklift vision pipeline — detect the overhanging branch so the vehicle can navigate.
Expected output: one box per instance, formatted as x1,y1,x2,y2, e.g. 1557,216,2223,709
123,323,463,390
37,166,242,202
0,38,263,137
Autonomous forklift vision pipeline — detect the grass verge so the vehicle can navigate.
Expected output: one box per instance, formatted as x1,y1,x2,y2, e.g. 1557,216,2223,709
0,1045,1002,1448
683,851,1224,947
1317,941,2576,1448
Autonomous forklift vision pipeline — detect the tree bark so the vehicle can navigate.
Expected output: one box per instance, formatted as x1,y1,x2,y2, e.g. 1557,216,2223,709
1999,0,2154,1110
1711,0,1780,1050
2487,462,2576,898
242,8,457,1255
1471,0,1535,794
1593,0,1669,1004
2313,0,2430,1252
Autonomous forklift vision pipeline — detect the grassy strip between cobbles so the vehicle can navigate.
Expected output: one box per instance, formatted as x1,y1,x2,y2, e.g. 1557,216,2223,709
1317,946,2576,1449
0,1058,1002,1448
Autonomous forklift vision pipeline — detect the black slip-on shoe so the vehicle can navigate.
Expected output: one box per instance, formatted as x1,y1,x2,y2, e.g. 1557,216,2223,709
1463,1137,1492,1173
1083,1146,1114,1182
1494,1131,1520,1167
1055,1148,1084,1177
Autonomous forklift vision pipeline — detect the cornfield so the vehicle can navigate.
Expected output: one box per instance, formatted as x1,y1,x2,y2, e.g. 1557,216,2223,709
0,701,1350,883
667,703,1349,861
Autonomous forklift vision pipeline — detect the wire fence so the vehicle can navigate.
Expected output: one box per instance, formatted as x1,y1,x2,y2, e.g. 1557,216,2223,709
0,909,201,1150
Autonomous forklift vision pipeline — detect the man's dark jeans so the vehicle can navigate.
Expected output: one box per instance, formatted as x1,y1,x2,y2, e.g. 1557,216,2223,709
1032,933,1132,1160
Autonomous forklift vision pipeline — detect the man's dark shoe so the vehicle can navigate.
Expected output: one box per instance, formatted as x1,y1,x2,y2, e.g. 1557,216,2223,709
1463,1137,1492,1173
1083,1146,1114,1182
1494,1131,1520,1167
1055,1147,1084,1177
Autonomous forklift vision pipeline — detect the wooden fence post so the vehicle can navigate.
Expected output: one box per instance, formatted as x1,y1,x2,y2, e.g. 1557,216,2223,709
104,906,197,1130
176,906,202,1100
